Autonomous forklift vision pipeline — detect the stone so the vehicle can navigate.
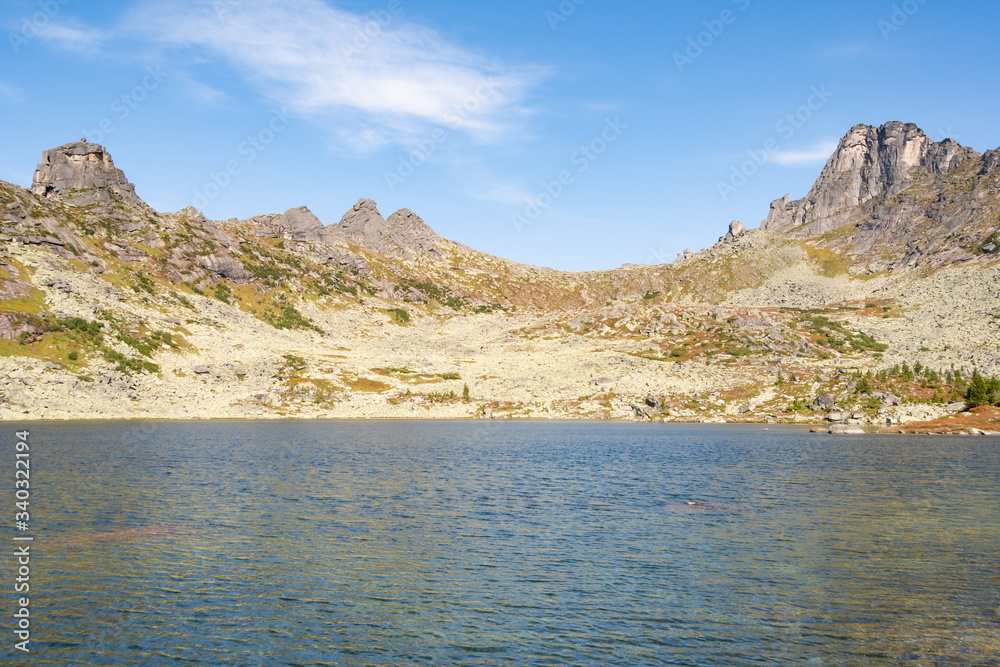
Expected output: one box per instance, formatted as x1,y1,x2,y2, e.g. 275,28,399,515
828,424,866,434
196,254,254,282
816,394,836,408
176,206,207,222
193,366,211,374
31,141,149,209
724,220,746,242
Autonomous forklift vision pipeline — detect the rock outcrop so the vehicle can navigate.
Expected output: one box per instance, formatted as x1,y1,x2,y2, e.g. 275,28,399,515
329,199,386,248
724,220,746,242
383,209,444,259
762,122,980,236
330,199,445,260
31,141,148,209
244,206,335,245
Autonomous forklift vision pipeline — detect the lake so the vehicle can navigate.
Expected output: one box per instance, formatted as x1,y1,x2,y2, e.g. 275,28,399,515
6,421,1000,665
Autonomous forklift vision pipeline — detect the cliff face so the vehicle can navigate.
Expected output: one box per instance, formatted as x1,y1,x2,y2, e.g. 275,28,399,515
759,122,1000,271
31,141,149,210
762,122,981,236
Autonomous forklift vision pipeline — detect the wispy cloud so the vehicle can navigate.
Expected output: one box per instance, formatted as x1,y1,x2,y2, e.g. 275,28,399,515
35,21,107,55
772,140,838,166
474,181,536,206
0,81,25,103
124,0,545,152
173,72,230,108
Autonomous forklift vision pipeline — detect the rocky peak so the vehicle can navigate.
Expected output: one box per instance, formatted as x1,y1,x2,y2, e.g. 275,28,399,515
242,206,334,244
384,209,444,259
762,122,980,236
331,199,387,248
330,199,445,260
31,140,148,209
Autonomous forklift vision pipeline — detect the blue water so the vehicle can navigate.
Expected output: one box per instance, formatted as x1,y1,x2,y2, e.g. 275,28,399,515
7,421,1000,665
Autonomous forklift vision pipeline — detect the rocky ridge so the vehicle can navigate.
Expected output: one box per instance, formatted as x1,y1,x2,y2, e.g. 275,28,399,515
0,123,998,428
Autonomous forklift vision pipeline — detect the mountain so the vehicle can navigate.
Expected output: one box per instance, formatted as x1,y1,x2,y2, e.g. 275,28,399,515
0,125,998,430
762,121,1000,271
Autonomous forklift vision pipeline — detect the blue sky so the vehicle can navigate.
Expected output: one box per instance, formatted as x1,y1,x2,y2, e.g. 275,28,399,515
1,0,998,271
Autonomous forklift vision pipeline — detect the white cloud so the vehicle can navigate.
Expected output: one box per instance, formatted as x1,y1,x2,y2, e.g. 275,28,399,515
473,181,536,206
34,22,106,54
173,73,230,107
126,0,545,151
772,140,838,166
0,81,24,103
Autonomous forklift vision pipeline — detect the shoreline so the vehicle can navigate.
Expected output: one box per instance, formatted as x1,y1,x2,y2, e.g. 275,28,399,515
3,414,998,435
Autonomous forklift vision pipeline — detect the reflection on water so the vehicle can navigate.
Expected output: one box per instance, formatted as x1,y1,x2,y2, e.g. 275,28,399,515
10,421,1000,665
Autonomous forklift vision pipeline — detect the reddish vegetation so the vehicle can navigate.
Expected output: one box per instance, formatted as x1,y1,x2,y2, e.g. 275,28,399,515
882,406,1000,435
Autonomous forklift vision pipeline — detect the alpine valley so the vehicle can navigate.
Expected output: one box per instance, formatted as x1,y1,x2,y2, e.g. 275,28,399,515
2,121,999,431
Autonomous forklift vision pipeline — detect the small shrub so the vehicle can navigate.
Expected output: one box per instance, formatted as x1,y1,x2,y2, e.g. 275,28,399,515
388,308,410,324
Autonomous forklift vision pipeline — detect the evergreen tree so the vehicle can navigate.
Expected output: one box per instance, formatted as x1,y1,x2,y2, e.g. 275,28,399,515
965,371,1000,408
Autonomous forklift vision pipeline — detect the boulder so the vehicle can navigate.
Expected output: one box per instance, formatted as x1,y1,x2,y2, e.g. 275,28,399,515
828,424,866,434
724,220,747,241
196,254,254,282
816,393,836,408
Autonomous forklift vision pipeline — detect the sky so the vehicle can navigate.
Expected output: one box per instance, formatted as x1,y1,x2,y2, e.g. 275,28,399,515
1,0,998,271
